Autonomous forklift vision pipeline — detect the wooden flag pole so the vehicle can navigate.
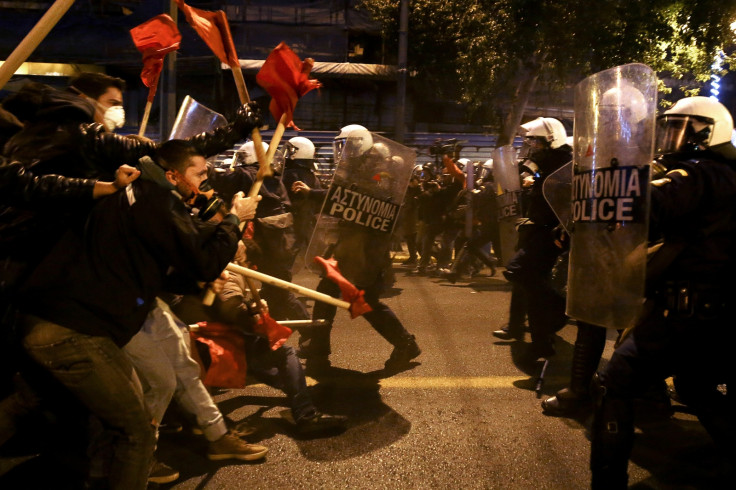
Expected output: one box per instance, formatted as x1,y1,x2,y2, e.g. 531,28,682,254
138,100,153,137
226,262,351,310
0,0,76,90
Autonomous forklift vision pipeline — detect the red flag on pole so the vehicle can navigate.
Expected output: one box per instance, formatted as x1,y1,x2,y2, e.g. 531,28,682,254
190,322,247,389
253,311,293,351
129,14,181,103
256,42,321,130
174,0,239,67
314,256,372,319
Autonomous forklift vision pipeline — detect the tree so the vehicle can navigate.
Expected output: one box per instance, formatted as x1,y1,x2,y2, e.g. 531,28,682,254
359,0,736,144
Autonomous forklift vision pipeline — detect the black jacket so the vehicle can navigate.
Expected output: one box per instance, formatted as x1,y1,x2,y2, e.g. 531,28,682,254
650,148,736,287
20,179,240,346
4,87,246,181
0,160,96,209
525,145,572,226
1,84,249,272
210,165,291,218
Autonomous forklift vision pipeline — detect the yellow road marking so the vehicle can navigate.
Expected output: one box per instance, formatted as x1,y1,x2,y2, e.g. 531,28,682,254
378,376,532,388
262,375,567,389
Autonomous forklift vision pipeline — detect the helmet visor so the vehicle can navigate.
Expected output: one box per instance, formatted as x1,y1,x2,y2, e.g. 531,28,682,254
333,138,346,165
284,141,299,160
655,114,714,154
271,149,285,175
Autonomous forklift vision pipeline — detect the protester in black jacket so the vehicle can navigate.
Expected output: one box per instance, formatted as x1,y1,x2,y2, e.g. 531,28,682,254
18,140,258,490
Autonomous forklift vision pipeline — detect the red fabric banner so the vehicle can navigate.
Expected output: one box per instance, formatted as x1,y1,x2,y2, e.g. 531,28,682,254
175,1,239,67
190,322,247,389
314,256,372,319
253,311,293,351
129,14,181,102
256,42,321,129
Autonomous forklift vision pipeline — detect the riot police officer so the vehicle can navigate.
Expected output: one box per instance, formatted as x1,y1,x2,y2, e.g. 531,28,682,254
502,117,572,360
282,136,327,256
298,125,421,372
590,96,736,488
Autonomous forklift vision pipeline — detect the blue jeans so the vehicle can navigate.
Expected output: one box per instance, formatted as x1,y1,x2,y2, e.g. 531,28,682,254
22,315,155,490
245,339,315,422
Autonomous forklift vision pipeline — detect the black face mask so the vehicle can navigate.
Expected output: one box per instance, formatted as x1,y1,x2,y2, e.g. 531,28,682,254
187,178,225,221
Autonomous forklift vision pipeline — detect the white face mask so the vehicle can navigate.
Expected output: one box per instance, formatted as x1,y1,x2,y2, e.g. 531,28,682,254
101,104,125,132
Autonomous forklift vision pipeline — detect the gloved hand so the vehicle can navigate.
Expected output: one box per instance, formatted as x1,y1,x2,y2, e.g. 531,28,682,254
230,191,261,222
233,102,264,138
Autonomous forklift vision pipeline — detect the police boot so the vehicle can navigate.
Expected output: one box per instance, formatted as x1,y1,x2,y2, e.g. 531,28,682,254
385,334,421,369
590,374,634,490
297,325,332,374
542,323,606,416
441,248,468,284
470,247,498,276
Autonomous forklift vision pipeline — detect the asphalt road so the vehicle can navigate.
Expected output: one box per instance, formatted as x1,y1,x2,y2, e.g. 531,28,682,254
0,260,728,489
158,261,727,489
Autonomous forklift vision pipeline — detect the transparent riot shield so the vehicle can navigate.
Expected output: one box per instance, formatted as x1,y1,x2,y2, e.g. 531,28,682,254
492,145,522,264
169,95,228,140
542,162,573,233
567,63,656,329
306,131,416,286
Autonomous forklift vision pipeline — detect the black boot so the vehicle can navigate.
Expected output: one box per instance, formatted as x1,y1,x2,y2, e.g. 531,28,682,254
590,374,634,490
469,246,498,276
385,334,421,369
441,247,468,284
542,322,606,416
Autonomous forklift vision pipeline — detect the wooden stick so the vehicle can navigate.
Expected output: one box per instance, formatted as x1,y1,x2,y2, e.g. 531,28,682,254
138,100,152,137
230,62,269,180
226,262,351,310
0,0,76,90
266,113,289,163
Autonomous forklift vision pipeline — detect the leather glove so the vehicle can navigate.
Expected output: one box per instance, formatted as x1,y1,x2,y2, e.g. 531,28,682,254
233,102,264,138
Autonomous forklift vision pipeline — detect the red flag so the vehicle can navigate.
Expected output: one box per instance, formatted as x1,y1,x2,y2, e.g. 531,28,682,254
256,42,321,130
253,311,292,351
175,0,239,67
129,14,181,102
314,256,372,319
190,322,247,389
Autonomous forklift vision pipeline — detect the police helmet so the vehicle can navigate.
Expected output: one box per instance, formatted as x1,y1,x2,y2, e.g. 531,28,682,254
343,128,373,159
456,158,471,173
236,140,269,165
371,142,391,159
519,117,567,149
480,159,494,181
285,136,315,160
334,124,368,163
599,83,649,125
656,96,734,154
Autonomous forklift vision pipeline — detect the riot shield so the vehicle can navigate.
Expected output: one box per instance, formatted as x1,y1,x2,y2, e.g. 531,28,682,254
169,95,228,140
542,162,572,232
492,145,522,264
306,131,416,286
567,63,656,329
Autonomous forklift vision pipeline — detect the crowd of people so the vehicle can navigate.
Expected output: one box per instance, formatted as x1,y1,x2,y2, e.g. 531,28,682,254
0,68,734,489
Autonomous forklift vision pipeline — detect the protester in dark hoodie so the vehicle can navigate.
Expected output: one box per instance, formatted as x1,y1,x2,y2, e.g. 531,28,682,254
18,140,258,490
1,80,261,292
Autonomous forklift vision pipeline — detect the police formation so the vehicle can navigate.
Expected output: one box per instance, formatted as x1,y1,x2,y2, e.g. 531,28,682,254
1,67,734,489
